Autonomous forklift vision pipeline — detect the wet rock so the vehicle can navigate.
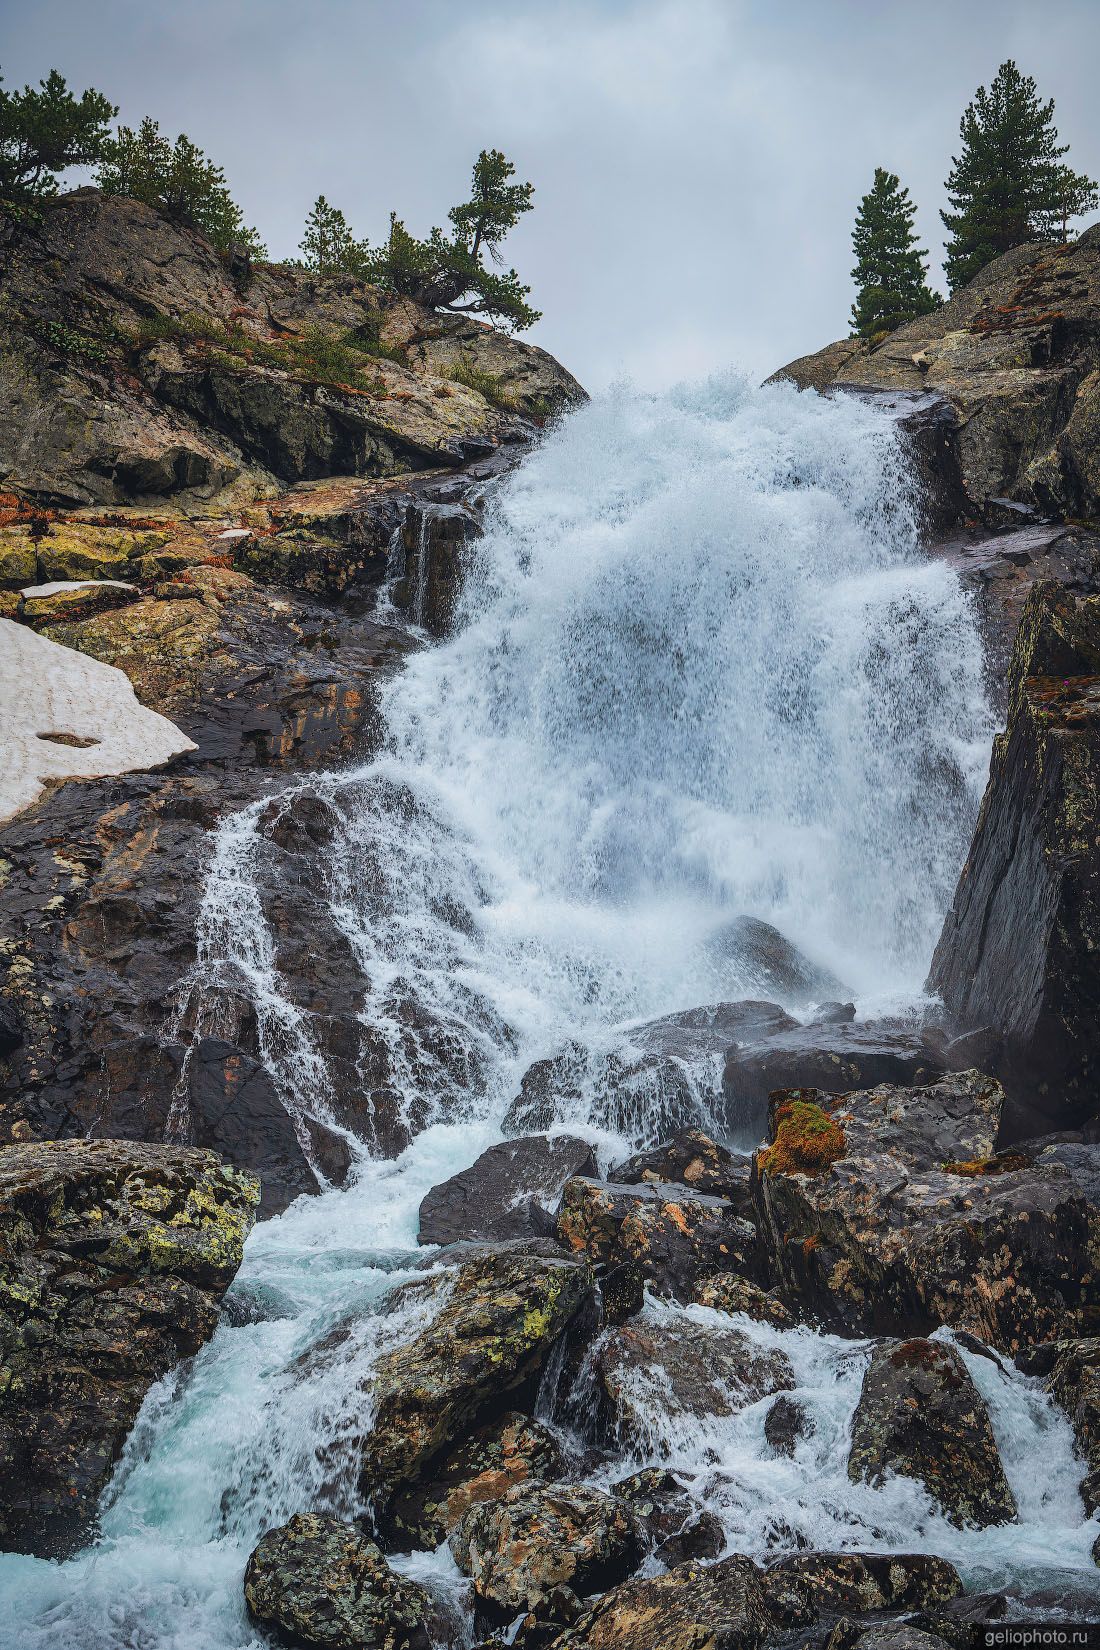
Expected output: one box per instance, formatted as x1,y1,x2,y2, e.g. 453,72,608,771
707,916,848,1007
847,1339,1016,1527
595,1313,794,1445
656,1511,726,1566
358,1246,592,1502
764,1393,813,1456
244,1513,432,1650
609,1467,704,1548
929,583,1100,1133
449,1481,643,1625
556,1176,758,1305
505,1041,703,1141
552,1554,774,1650
388,500,478,637
825,1625,953,1650
751,1070,1100,1350
381,1410,565,1550
630,999,799,1059
723,1022,945,1137
418,1134,597,1247
765,1551,963,1614
186,1037,351,1216
1044,1338,1100,1514
0,1139,258,1557
611,1129,753,1212
693,1275,795,1326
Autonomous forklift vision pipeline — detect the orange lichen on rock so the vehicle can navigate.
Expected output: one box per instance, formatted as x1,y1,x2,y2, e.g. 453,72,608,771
942,1152,1031,1178
759,1100,846,1178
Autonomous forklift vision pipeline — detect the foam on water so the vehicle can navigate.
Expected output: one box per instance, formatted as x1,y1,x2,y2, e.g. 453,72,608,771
5,374,1091,1645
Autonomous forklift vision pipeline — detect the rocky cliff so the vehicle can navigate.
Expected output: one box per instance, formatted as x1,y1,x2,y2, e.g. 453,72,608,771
773,225,1100,522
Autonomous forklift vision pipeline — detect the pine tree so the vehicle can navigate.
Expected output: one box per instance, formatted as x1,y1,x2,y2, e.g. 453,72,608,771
942,60,1098,290
366,149,540,330
97,117,265,258
0,67,115,202
850,168,939,339
299,195,369,276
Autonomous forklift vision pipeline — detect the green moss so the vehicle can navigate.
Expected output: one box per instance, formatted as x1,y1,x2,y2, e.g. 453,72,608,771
760,1099,846,1178
447,354,520,411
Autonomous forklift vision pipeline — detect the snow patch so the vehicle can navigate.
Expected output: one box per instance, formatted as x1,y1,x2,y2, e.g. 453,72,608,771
0,618,196,822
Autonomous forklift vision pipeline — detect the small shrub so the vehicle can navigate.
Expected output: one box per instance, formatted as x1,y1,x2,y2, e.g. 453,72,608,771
448,354,519,410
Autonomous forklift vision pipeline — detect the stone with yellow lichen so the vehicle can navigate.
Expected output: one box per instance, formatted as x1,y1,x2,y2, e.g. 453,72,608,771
0,1137,258,1558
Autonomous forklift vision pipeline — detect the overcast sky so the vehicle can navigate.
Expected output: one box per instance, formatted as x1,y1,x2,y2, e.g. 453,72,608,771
3,0,1099,389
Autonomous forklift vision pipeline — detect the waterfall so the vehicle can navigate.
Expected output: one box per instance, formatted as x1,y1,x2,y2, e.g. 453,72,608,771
9,373,1086,1650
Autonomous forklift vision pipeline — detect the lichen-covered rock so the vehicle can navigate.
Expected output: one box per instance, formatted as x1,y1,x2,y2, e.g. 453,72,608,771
929,584,1100,1132
826,1625,954,1650
552,1554,775,1650
611,1130,752,1212
848,1339,1016,1527
556,1176,758,1305
1042,1338,1100,1514
450,1481,643,1625
765,1551,963,1614
595,1313,794,1446
751,1070,1100,1350
0,190,584,510
381,1410,564,1549
0,1138,258,1556
693,1274,795,1326
244,1513,431,1650
358,1245,591,1502
770,227,1100,520
418,1134,597,1246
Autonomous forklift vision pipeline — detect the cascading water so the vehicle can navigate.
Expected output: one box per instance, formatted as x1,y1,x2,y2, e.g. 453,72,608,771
4,372,1095,1647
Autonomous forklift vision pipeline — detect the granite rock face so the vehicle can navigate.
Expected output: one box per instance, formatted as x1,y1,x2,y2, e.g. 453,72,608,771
771,225,1100,520
929,583,1100,1133
750,1070,1100,1349
0,190,585,509
0,1138,257,1556
847,1338,1016,1527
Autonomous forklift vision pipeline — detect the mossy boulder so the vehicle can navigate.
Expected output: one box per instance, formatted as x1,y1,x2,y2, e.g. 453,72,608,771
35,521,174,581
848,1338,1016,1528
0,526,38,587
244,1513,432,1650
0,1138,258,1556
350,1244,592,1505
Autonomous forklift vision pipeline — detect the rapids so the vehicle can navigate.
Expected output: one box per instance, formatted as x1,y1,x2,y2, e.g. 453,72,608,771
3,373,1096,1645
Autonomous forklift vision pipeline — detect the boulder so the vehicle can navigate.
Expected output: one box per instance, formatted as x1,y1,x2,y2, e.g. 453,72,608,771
595,1314,794,1445
556,1176,758,1305
505,1041,703,1141
723,1022,945,1137
770,228,1100,520
244,1513,432,1650
611,1129,752,1212
356,1245,591,1502
552,1555,775,1650
825,1627,953,1650
764,1551,963,1614
609,1467,706,1548
847,1339,1016,1527
418,1134,597,1246
693,1275,795,1326
381,1410,565,1550
0,1138,258,1556
1043,1339,1100,1514
450,1481,643,1625
750,1070,1100,1350
629,999,799,1058
929,583,1100,1132
706,915,849,1007
764,1394,814,1456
